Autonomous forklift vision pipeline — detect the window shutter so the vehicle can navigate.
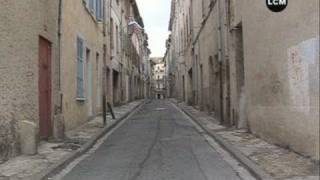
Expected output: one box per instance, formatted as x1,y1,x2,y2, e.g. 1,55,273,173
77,37,84,98
89,0,94,12
96,0,102,21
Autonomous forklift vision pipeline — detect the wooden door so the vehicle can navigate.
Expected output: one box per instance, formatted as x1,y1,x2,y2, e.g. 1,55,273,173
38,36,52,139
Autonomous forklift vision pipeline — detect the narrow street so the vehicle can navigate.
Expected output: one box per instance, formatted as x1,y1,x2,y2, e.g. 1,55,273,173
54,100,251,180
0,1,319,180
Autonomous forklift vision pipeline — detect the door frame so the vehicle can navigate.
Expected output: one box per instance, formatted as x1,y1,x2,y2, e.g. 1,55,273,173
38,36,52,139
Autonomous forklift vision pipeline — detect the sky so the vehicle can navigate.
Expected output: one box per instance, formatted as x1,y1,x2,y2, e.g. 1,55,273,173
136,0,171,58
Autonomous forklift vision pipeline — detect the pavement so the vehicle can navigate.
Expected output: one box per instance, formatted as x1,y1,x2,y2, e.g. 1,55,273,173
50,100,256,180
171,99,320,180
1,99,318,180
0,100,144,180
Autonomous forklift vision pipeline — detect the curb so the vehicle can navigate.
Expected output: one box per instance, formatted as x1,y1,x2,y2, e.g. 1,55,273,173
171,101,274,180
33,100,146,180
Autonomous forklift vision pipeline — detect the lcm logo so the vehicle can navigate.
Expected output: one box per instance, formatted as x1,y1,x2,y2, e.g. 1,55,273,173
266,0,288,12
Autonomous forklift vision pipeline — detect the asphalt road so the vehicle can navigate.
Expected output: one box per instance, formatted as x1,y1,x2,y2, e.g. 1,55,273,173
60,100,244,180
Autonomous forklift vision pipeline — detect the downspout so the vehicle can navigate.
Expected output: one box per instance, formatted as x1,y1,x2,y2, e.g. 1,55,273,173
56,0,64,139
120,10,124,103
102,0,107,125
218,0,225,124
58,0,62,93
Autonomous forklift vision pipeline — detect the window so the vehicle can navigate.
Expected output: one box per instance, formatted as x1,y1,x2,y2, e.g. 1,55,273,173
116,25,119,54
95,0,102,21
85,0,102,21
202,0,205,17
89,0,94,12
110,18,114,50
76,37,85,99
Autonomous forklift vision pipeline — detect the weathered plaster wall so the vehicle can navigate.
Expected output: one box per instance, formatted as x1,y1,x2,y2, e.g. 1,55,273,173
241,0,319,160
0,0,59,161
61,0,104,130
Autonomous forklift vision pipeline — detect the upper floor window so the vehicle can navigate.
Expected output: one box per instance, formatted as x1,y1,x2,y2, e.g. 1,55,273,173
95,0,103,21
110,18,114,50
85,0,102,21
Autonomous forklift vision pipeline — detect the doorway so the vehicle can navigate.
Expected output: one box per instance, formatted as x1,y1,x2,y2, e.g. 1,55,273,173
200,64,204,110
38,36,52,139
209,56,215,113
188,69,193,105
235,24,246,128
86,49,93,117
182,75,186,101
113,70,119,105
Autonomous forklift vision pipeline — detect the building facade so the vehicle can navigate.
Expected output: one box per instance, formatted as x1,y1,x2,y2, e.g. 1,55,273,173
151,57,166,99
163,35,175,98
167,0,319,160
0,0,61,162
0,0,150,163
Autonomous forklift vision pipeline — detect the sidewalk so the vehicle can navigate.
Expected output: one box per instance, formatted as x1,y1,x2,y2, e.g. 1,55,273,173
0,100,144,180
171,99,319,180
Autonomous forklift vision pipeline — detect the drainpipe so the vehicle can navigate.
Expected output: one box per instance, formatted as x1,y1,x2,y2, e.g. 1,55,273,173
218,0,225,124
102,0,107,125
55,0,64,139
58,0,62,93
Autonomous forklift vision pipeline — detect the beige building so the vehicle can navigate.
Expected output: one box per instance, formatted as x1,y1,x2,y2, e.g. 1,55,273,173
168,0,319,160
0,0,61,162
61,0,105,130
0,0,150,163
151,57,166,99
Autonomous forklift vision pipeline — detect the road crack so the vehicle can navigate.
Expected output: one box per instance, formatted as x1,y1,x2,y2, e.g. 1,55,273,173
129,116,161,180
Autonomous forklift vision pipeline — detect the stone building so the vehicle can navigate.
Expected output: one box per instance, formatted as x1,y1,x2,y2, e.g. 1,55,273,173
108,0,149,105
151,57,166,99
0,0,61,162
164,35,175,98
168,0,319,160
0,0,150,163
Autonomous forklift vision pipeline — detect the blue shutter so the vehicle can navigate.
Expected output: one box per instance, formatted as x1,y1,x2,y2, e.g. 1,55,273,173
77,37,84,98
89,0,94,12
95,0,99,19
96,0,103,21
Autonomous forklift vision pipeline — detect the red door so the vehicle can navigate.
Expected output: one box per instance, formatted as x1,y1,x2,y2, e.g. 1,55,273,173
38,36,52,139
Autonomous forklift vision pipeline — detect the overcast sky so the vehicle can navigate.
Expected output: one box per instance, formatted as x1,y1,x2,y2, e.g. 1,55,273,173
136,0,171,58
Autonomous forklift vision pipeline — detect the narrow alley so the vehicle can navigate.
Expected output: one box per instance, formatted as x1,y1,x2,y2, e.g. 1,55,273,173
0,0,319,180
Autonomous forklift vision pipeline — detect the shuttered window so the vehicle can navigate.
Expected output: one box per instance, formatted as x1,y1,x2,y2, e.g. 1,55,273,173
89,0,94,12
96,0,102,21
76,37,85,99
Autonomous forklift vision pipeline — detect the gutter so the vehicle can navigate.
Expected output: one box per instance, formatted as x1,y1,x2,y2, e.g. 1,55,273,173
58,0,62,92
57,0,63,113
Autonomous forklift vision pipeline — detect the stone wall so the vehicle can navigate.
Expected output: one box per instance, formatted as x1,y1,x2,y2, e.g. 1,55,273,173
0,0,60,161
169,0,320,160
240,0,319,160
